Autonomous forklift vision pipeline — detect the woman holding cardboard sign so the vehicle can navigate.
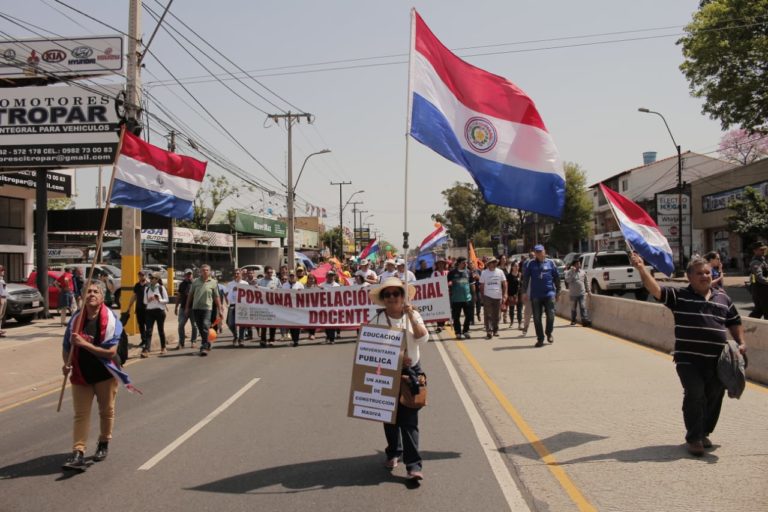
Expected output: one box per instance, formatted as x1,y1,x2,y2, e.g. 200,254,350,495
369,277,429,482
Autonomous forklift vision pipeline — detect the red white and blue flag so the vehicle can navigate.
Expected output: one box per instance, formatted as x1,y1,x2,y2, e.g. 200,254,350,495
419,223,449,252
111,131,207,220
600,184,674,276
408,10,565,218
359,238,380,261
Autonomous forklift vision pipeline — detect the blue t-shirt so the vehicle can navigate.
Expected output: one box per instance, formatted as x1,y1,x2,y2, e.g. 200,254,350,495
447,268,472,303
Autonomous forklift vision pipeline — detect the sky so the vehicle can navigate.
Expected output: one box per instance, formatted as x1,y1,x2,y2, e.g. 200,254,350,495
3,1,729,252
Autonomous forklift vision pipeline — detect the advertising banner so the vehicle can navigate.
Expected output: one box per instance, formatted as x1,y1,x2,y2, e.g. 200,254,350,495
0,36,123,80
235,275,451,328
0,84,122,168
347,324,405,424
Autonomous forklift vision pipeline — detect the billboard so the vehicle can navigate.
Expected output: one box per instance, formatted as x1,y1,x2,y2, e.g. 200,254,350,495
0,84,122,168
0,36,123,80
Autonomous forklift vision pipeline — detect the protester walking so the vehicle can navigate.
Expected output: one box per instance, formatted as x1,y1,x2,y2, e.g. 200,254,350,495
57,268,75,327
226,269,248,347
256,266,280,347
288,272,305,347
174,269,197,349
369,277,429,482
447,257,473,339
479,258,507,339
321,269,340,344
564,258,591,326
522,245,561,347
126,271,149,347
61,280,132,470
631,253,746,456
185,264,223,356
142,273,169,356
506,260,523,329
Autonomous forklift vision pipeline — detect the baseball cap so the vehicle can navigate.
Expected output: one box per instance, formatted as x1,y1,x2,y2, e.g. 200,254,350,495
184,268,193,274
534,244,545,252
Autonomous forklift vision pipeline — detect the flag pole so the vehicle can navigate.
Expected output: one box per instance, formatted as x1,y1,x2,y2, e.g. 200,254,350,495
57,126,127,412
403,8,416,315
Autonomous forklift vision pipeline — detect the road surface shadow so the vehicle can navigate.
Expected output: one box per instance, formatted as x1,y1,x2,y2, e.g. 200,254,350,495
556,444,719,465
0,453,82,480
187,450,460,493
500,431,608,460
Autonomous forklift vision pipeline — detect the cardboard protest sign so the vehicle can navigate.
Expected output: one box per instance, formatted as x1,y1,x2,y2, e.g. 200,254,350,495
235,275,450,328
347,324,405,424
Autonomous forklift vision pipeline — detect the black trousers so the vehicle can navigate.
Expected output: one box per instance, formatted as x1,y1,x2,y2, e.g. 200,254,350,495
675,359,725,443
144,308,167,351
135,306,147,344
384,363,424,472
450,301,472,335
748,286,768,319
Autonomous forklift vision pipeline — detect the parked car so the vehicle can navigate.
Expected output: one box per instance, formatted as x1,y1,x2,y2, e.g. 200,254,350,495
65,264,122,308
26,270,64,308
3,283,44,323
552,258,565,280
580,250,648,300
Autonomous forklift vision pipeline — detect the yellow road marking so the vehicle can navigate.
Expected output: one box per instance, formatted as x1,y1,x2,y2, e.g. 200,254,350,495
456,340,597,512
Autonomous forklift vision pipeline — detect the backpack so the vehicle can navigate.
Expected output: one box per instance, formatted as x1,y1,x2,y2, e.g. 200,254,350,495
117,312,130,365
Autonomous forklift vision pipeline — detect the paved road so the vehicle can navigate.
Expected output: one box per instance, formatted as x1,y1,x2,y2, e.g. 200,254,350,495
1,310,767,511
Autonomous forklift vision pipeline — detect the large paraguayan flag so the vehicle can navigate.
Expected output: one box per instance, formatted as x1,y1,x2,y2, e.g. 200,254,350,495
408,10,565,218
111,131,207,219
599,184,675,276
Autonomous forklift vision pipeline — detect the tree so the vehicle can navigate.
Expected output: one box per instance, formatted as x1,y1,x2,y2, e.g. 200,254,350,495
47,198,74,210
547,162,593,254
431,182,517,248
179,174,248,230
678,0,768,132
718,129,768,165
726,186,768,239
321,227,343,259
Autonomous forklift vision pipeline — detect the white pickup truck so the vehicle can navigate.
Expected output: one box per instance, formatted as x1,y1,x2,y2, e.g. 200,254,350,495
579,250,648,301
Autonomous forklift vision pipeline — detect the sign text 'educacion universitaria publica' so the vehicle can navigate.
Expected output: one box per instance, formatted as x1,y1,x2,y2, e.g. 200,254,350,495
347,324,407,424
234,275,451,328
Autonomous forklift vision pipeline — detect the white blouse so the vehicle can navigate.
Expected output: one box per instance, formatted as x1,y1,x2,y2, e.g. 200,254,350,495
373,309,428,365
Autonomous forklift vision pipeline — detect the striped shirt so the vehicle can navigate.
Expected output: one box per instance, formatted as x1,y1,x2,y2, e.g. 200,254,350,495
661,286,741,363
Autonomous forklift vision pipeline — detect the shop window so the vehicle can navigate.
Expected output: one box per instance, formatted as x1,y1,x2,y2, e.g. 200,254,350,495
0,197,25,246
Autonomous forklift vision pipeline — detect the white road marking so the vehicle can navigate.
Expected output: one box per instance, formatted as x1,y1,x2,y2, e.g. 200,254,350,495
138,377,261,471
434,339,531,512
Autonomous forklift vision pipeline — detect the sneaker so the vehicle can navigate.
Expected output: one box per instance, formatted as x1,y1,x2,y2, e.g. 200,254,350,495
62,450,87,470
93,442,109,462
199,348,208,357
485,333,492,340
702,437,713,449
456,334,464,340
687,440,704,456
534,340,544,347
407,470,424,481
238,341,245,347
462,332,471,339
521,330,528,336
384,457,398,469
493,331,499,337
547,335,554,344
140,351,149,359
570,321,576,326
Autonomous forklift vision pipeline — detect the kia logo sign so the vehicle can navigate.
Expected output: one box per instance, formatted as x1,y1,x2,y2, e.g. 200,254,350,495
71,46,93,59
42,49,66,63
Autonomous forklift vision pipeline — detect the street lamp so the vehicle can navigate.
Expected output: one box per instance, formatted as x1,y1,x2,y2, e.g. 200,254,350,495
638,107,684,274
288,149,330,270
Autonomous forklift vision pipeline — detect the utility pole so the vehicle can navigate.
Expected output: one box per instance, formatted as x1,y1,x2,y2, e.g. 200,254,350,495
350,202,362,254
357,209,368,254
331,181,352,259
122,0,143,333
268,111,312,270
166,130,175,297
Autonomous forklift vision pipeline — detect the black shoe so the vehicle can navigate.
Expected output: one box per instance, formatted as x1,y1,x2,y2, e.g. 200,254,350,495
493,331,499,337
535,340,544,347
463,332,471,339
547,335,554,344
93,442,109,462
702,437,713,449
485,333,492,340
62,450,87,470
436,327,442,333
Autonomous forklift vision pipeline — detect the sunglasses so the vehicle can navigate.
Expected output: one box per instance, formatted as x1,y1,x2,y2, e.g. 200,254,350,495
380,290,404,299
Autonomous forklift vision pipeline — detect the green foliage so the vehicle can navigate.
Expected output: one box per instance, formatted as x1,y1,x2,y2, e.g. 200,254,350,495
547,162,593,253
678,0,768,132
431,182,517,247
179,174,248,230
47,198,74,210
322,227,343,258
726,187,768,238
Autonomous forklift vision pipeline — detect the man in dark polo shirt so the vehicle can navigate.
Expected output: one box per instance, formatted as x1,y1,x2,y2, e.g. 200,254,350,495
631,253,747,456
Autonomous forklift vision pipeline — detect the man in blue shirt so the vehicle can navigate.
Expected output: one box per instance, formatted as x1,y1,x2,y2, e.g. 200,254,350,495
522,245,561,347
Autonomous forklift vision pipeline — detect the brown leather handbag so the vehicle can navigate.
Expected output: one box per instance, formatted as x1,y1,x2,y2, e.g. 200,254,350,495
400,372,427,409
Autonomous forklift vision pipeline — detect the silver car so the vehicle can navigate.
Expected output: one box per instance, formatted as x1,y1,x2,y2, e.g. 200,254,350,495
3,283,45,324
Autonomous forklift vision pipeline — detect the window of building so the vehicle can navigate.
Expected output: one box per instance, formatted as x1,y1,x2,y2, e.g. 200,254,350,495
621,179,629,191
0,196,25,246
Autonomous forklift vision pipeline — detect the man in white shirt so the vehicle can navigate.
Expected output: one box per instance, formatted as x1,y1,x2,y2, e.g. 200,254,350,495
256,266,280,346
379,259,398,281
479,258,507,340
356,260,378,285
321,269,340,343
226,269,248,347
396,259,416,283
